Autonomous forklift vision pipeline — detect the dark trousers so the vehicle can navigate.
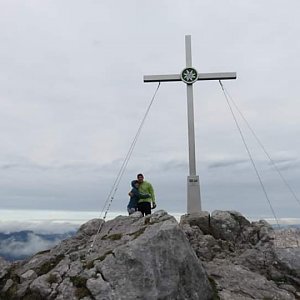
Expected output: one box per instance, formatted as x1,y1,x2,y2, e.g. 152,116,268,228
137,202,151,216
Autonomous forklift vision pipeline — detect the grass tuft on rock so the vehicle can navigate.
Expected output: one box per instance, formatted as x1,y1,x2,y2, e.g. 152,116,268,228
85,260,95,269
208,277,220,300
75,287,91,299
70,276,92,299
70,275,87,288
37,254,65,276
98,250,114,261
102,233,123,241
47,273,59,284
128,227,146,239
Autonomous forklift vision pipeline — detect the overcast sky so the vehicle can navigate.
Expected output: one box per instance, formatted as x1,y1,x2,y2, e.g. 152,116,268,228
0,0,300,223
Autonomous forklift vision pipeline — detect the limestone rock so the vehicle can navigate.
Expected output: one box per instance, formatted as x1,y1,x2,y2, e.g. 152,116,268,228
30,274,52,298
275,228,300,248
78,218,104,237
2,278,14,293
90,217,212,299
0,210,213,300
275,247,300,278
2,209,300,299
180,211,210,234
0,257,10,280
205,259,295,300
180,210,300,298
210,210,251,242
20,269,37,283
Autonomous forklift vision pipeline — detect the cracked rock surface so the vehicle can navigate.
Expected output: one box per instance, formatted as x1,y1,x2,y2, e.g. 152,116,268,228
180,210,300,300
0,210,212,300
1,209,300,299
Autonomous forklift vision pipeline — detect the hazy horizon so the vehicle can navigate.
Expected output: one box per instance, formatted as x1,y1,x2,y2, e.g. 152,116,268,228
1,208,300,234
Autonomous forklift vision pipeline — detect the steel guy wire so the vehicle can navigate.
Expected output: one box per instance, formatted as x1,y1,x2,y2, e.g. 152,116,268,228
219,80,280,229
219,84,300,208
89,82,161,251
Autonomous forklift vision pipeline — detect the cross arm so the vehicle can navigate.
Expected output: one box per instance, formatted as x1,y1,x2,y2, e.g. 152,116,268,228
144,72,236,83
197,72,237,81
144,74,181,83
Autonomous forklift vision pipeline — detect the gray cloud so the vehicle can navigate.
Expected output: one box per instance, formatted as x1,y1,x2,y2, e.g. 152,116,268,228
0,0,299,221
268,159,300,171
208,159,248,169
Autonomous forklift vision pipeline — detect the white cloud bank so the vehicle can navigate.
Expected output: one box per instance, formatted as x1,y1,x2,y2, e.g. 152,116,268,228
0,232,63,258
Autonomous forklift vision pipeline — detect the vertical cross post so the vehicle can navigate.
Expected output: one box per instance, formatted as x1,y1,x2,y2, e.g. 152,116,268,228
143,35,237,214
185,35,201,212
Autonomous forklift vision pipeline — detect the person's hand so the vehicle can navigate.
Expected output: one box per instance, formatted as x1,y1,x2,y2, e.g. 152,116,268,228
152,203,156,209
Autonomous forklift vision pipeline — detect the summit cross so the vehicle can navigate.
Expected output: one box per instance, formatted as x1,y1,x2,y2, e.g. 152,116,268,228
144,35,237,214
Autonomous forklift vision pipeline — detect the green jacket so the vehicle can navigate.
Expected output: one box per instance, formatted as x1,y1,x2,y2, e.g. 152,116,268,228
138,181,155,204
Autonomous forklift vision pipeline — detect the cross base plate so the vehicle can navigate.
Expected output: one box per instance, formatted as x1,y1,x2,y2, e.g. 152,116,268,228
187,175,201,213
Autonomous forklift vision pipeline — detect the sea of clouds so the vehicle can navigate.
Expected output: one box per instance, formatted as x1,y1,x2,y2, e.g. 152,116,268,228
0,232,68,260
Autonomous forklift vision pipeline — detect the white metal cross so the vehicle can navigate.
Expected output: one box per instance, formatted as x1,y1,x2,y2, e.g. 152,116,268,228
144,35,237,214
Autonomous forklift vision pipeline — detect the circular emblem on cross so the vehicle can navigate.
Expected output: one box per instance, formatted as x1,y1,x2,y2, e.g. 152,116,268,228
181,67,198,84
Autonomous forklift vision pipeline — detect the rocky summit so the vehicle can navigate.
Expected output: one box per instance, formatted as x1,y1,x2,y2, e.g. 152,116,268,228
0,210,300,300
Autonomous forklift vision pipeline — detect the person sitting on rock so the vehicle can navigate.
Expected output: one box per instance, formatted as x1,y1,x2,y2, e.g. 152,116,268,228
127,180,151,215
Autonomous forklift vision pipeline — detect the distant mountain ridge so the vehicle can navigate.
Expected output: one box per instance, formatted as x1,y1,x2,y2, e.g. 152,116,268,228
0,230,75,261
275,224,300,229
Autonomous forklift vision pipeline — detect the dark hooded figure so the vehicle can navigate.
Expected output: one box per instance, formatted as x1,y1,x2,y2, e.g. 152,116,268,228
127,180,150,215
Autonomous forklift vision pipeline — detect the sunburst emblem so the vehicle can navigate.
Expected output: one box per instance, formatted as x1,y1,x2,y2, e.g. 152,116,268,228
181,67,198,84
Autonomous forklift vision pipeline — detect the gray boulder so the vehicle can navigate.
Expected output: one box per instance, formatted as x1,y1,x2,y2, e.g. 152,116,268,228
205,259,295,300
180,210,300,299
0,257,10,280
210,210,251,242
275,247,300,281
180,211,210,234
